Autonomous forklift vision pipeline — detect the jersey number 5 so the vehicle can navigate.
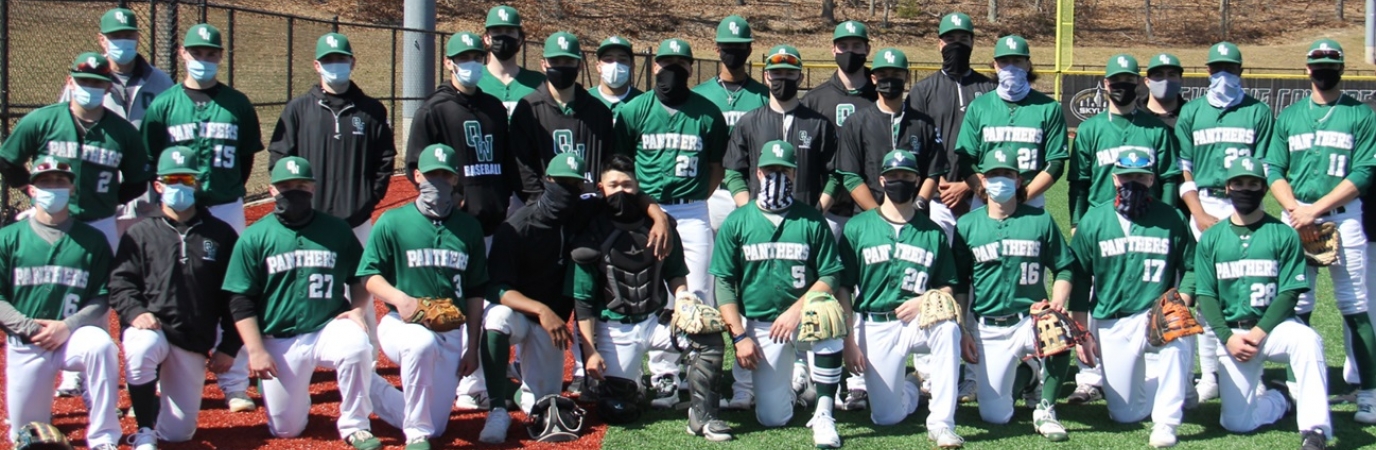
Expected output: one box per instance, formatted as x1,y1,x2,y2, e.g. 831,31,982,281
791,265,806,289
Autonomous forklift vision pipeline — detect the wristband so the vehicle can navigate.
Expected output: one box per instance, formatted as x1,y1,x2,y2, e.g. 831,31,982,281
1179,181,1197,199
732,333,749,344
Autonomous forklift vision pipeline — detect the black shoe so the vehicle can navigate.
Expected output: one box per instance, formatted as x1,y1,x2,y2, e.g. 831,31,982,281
1066,384,1104,405
839,389,868,411
568,376,585,395
1301,429,1327,450
1267,379,1297,416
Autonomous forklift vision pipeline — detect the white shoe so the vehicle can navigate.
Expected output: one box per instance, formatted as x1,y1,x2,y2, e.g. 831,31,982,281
929,427,965,449
806,412,841,449
479,408,510,444
1149,424,1177,448
127,427,159,450
1033,400,1068,442
1196,377,1219,402
791,361,809,394
719,392,754,410
226,391,256,412
456,393,490,410
1356,389,1376,424
91,444,119,450
55,372,84,398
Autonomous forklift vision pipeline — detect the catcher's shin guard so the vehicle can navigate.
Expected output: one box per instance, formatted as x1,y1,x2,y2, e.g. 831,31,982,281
685,332,726,425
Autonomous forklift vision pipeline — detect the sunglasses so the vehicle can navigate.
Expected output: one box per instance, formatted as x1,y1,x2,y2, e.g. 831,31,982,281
764,53,801,66
1115,154,1153,169
1308,49,1342,61
33,160,71,172
161,174,198,186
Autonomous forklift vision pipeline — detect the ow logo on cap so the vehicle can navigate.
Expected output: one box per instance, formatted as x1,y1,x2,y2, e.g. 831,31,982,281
498,8,510,21
995,150,1008,162
1159,55,1171,64
87,56,99,68
327,35,339,48
434,148,448,162
884,51,895,63
567,156,579,170
171,151,186,165
462,34,474,46
115,11,128,23
558,35,569,50
846,22,856,32
1005,37,1017,49
772,144,784,158
1320,42,1332,50
894,152,906,162
951,15,962,26
1241,158,1253,171
1217,44,1229,55
198,26,211,41
729,21,740,35
610,36,621,43
287,160,301,174
1117,56,1128,68
670,40,681,52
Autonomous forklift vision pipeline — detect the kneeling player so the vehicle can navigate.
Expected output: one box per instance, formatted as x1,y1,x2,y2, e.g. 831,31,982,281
223,157,380,448
1067,149,1195,448
839,150,970,448
1194,157,1331,449
713,141,849,448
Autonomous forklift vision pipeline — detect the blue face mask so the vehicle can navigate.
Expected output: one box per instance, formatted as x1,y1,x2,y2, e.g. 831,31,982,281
186,58,218,82
106,38,138,65
32,187,71,214
984,176,1018,203
319,62,352,88
1207,71,1242,109
161,183,196,212
455,60,484,87
71,84,106,110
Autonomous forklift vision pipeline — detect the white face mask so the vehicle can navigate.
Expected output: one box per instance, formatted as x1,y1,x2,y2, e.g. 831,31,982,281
105,39,138,65
318,62,352,88
600,62,631,89
984,176,1018,203
71,84,106,110
996,65,1030,102
454,60,484,87
1207,71,1243,109
186,58,218,82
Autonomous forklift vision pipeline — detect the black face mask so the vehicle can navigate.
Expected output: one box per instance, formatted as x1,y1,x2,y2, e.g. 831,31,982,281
274,190,315,227
606,191,643,223
1108,81,1139,107
537,180,579,222
835,52,866,74
1311,68,1342,91
876,77,905,100
884,179,917,204
940,42,972,76
654,64,691,106
546,66,579,90
770,77,799,101
719,48,750,70
1114,181,1152,219
489,35,520,61
1228,188,1266,215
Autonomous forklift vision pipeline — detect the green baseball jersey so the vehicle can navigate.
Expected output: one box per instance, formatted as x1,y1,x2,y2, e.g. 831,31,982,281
1175,95,1274,189
0,220,112,320
1265,95,1376,203
588,86,644,119
710,204,844,321
613,91,728,202
0,103,151,221
953,204,1074,317
1070,111,1181,207
1193,215,1308,322
142,85,264,206
955,90,1069,180
567,223,689,322
355,205,489,315
692,77,770,132
839,209,957,312
222,213,362,337
479,67,546,117
1068,202,1195,319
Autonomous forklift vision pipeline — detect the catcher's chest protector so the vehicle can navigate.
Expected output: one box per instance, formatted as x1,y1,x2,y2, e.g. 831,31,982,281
599,227,664,316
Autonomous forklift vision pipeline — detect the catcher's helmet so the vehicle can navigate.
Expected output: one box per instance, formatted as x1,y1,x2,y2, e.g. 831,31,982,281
596,376,643,424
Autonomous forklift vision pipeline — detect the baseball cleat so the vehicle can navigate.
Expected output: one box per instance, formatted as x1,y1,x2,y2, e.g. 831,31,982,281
455,393,490,410
720,392,755,410
344,430,382,450
650,376,679,409
479,408,510,444
1300,429,1328,450
128,427,159,450
807,412,841,449
839,388,868,411
792,360,810,393
687,407,733,442
1355,389,1376,424
403,436,431,450
55,372,84,398
226,391,256,412
1033,400,1068,442
1066,384,1104,404
957,378,977,403
1195,377,1219,402
928,427,965,448
1149,424,1177,448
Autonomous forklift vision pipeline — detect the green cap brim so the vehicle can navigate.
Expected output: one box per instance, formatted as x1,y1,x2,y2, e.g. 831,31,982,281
764,62,802,70
159,167,198,176
1308,57,1343,64
103,24,137,33
71,72,113,82
317,49,352,59
598,43,632,56
981,161,1018,173
1112,167,1153,175
1106,68,1138,78
418,162,457,174
544,50,582,60
882,166,919,174
1207,55,1241,65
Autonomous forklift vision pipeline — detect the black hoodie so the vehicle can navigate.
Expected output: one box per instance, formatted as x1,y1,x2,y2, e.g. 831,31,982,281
510,83,616,199
407,84,519,236
268,83,396,227
907,70,996,181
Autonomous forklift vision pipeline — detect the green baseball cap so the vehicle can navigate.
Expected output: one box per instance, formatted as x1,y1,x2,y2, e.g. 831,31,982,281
446,32,484,57
30,156,73,179
417,144,459,174
1226,156,1266,182
1111,149,1154,175
70,52,114,82
1307,39,1344,64
598,36,632,56
547,152,586,179
881,150,920,174
759,140,797,169
716,15,753,43
315,33,353,59
980,148,1019,174
656,38,693,61
157,146,198,176
939,12,974,37
1106,54,1139,78
544,31,582,60
872,47,909,71
183,23,222,49
1208,42,1242,65
763,44,802,70
833,21,868,42
101,8,138,34
994,35,1029,59
1147,53,1182,73
271,157,315,184
486,5,521,28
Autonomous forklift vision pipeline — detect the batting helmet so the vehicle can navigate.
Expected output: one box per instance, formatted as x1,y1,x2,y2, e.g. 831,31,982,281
596,376,644,424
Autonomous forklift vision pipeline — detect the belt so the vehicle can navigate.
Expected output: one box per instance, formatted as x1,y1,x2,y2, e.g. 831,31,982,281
269,332,298,339
1324,206,1348,216
1102,310,1142,320
857,310,901,323
1200,187,1227,198
976,313,1026,327
1226,318,1259,329
600,314,652,324
669,198,702,205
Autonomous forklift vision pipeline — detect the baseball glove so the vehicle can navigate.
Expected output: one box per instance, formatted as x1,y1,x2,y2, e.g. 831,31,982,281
672,292,726,335
1147,288,1204,347
1030,300,1095,367
405,297,466,333
916,290,964,330
1299,222,1339,266
798,292,848,342
14,422,71,450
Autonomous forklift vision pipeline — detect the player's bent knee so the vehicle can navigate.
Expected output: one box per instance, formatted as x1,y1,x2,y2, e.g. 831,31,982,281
483,305,516,333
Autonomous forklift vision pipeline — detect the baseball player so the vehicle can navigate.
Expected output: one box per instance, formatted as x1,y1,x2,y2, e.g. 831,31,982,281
110,147,242,450
713,140,849,448
1266,39,1376,423
590,36,642,117
0,159,120,450
479,5,545,116
1067,149,1196,448
1193,156,1331,450
695,15,770,233
359,144,487,450
799,20,876,242
223,157,379,447
1176,41,1275,402
952,148,1083,441
1140,54,1186,128
838,149,969,448
954,35,1067,210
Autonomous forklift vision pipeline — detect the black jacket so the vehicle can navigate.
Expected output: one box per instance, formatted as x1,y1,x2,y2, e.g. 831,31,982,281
836,103,948,209
269,83,396,227
907,70,996,181
723,104,838,206
800,71,877,129
407,84,518,236
510,84,616,199
109,210,242,355
1137,94,1186,129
